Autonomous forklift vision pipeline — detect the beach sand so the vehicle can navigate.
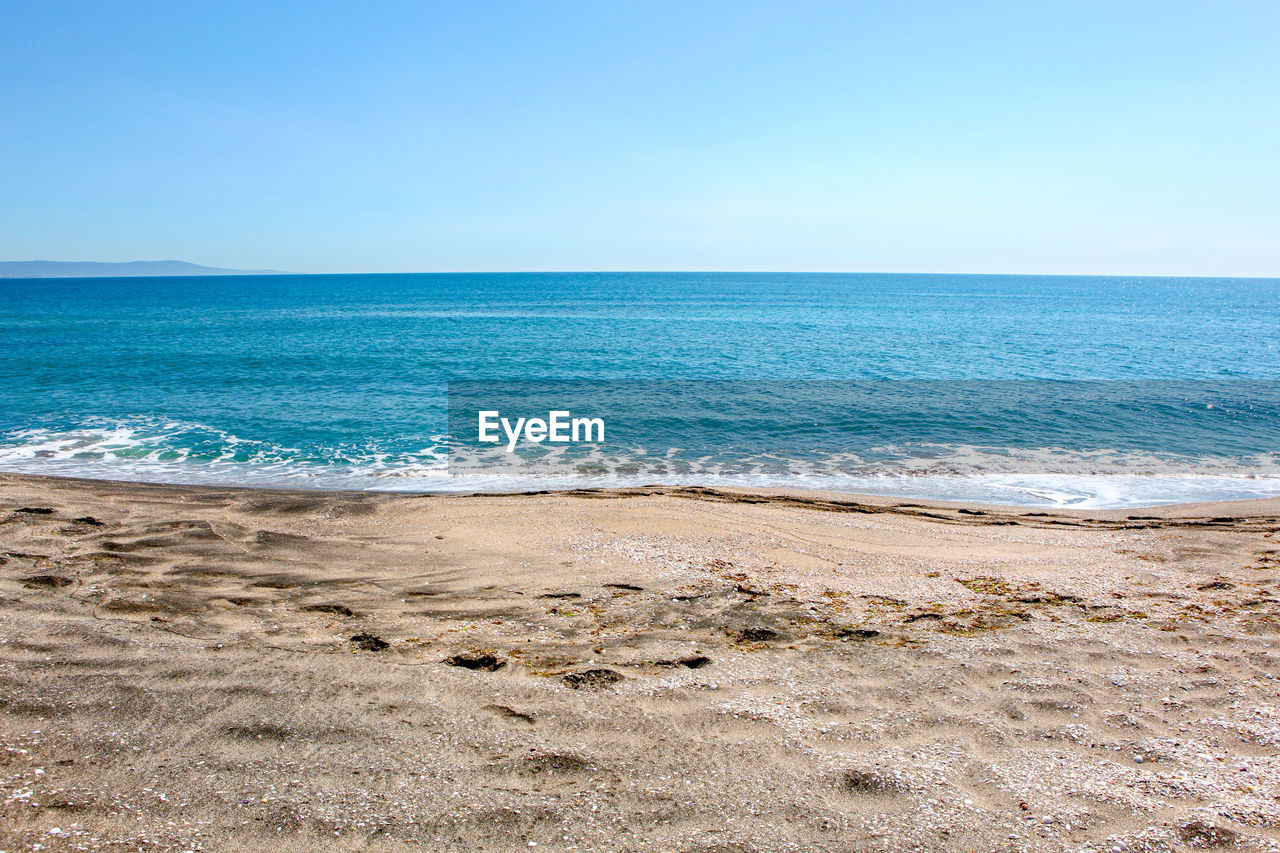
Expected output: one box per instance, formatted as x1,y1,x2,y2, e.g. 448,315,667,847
1,473,1278,852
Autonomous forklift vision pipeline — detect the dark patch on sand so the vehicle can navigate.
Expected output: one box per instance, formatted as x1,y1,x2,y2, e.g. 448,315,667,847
23,574,73,589
563,669,624,689
250,574,316,590
349,633,389,651
1177,820,1239,848
444,653,506,672
838,768,902,795
302,603,356,617
254,530,314,547
655,655,711,669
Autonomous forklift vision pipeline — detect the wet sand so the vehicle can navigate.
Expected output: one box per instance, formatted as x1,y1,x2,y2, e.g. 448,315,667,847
1,473,1278,852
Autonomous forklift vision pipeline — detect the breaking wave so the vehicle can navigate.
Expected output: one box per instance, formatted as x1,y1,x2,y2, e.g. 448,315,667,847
3,417,1279,508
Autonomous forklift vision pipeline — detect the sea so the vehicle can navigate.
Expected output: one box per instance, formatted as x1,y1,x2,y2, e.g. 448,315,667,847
2,271,1278,508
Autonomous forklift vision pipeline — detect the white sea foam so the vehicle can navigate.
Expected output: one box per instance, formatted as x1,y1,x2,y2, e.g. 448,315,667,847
3,420,1279,508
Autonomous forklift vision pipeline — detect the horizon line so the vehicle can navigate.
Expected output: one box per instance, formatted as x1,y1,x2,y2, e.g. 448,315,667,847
3,264,1279,281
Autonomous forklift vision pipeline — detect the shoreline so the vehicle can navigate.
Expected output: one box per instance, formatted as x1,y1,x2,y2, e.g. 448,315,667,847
2,469,1278,851
4,469,1280,520
7,468,1280,514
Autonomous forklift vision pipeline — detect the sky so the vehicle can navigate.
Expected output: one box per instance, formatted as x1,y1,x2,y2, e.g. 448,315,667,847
1,1,1278,276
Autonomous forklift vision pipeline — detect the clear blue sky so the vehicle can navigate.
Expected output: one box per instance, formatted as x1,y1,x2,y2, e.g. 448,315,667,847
2,1,1277,275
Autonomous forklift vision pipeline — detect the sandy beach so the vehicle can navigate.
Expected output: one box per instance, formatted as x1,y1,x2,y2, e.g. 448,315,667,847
1,472,1278,852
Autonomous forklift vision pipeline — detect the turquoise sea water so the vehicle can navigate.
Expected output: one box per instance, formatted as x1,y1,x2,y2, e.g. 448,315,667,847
2,272,1278,507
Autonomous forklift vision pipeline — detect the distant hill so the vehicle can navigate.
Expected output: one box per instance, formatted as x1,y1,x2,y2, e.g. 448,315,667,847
0,260,289,278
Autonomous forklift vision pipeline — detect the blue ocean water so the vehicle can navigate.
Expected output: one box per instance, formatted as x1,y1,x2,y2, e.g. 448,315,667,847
2,272,1278,507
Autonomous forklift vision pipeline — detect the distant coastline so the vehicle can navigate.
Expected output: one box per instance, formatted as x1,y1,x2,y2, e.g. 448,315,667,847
0,260,288,278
